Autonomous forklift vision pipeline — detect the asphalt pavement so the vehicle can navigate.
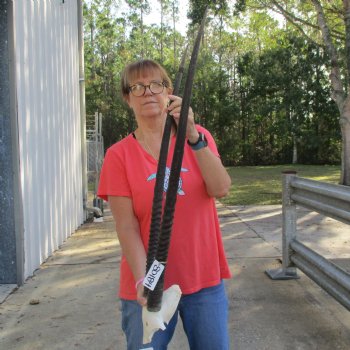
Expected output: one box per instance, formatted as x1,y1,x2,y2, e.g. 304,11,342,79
1,203,350,350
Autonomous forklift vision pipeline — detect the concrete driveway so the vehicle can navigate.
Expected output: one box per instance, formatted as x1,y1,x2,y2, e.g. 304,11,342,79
1,204,350,349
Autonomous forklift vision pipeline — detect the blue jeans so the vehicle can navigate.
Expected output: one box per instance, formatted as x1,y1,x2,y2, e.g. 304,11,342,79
121,281,229,350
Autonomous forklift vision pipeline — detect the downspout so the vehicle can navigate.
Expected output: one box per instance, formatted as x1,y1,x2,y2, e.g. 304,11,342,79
8,0,25,286
77,0,88,219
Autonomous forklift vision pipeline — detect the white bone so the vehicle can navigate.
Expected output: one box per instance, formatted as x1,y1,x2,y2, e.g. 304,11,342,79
142,284,182,344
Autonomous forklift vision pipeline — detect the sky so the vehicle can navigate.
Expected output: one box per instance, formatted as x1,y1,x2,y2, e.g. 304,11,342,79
141,0,190,35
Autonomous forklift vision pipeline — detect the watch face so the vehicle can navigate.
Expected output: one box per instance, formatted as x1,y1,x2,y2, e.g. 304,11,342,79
197,132,206,144
203,134,208,145
188,132,207,150
200,132,207,144
187,132,207,150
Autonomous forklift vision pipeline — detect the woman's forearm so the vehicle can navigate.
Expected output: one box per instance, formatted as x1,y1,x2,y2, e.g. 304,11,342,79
109,196,146,281
192,147,231,198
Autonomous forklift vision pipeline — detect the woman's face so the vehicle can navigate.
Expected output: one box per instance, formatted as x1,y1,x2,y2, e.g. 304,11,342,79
126,70,170,121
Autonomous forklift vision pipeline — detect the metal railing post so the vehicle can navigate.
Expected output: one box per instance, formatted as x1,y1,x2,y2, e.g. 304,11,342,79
266,171,299,280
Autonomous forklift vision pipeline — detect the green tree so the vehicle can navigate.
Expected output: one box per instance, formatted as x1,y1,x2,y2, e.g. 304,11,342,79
125,0,151,58
83,0,341,169
236,0,349,184
84,0,133,147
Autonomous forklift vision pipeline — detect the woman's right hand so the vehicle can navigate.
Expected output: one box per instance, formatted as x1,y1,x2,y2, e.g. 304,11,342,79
137,284,147,306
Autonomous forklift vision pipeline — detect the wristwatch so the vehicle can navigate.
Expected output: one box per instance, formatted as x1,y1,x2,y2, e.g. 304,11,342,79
187,132,208,151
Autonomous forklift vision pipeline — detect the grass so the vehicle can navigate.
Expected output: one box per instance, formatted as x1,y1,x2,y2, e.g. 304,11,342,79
221,164,341,206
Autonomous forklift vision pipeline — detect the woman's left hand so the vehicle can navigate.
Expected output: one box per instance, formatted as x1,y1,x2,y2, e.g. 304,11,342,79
167,95,199,143
166,96,231,198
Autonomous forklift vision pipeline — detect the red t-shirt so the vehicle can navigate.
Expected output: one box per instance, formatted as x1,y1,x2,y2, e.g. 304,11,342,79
98,125,231,300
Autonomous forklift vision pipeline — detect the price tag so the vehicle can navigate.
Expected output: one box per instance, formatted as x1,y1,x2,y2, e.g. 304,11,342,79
143,260,165,291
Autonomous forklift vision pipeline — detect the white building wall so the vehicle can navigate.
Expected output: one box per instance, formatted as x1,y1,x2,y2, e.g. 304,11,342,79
13,0,84,278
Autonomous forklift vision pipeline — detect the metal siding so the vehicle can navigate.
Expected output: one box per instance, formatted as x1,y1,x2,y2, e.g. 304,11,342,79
14,0,84,279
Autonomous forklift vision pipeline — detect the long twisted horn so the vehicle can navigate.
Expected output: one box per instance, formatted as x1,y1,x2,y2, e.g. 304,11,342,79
146,7,209,312
144,44,189,298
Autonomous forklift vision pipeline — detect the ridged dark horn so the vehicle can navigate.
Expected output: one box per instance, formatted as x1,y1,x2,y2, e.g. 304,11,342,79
144,45,189,297
146,7,209,312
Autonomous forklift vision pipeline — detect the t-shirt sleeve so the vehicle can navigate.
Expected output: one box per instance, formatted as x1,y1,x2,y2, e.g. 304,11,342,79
97,147,131,201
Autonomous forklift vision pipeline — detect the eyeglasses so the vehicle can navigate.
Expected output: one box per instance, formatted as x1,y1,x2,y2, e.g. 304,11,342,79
129,81,166,97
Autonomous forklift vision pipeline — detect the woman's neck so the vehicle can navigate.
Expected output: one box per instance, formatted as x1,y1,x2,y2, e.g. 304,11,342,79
134,123,174,162
135,120,176,138
134,116,167,139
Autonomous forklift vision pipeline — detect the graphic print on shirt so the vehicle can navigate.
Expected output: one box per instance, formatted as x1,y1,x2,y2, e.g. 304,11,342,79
147,166,189,195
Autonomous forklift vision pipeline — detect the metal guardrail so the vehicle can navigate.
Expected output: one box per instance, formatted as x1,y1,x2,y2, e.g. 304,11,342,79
266,171,350,310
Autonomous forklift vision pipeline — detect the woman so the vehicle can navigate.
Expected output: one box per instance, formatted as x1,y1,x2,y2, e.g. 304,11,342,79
98,59,232,350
